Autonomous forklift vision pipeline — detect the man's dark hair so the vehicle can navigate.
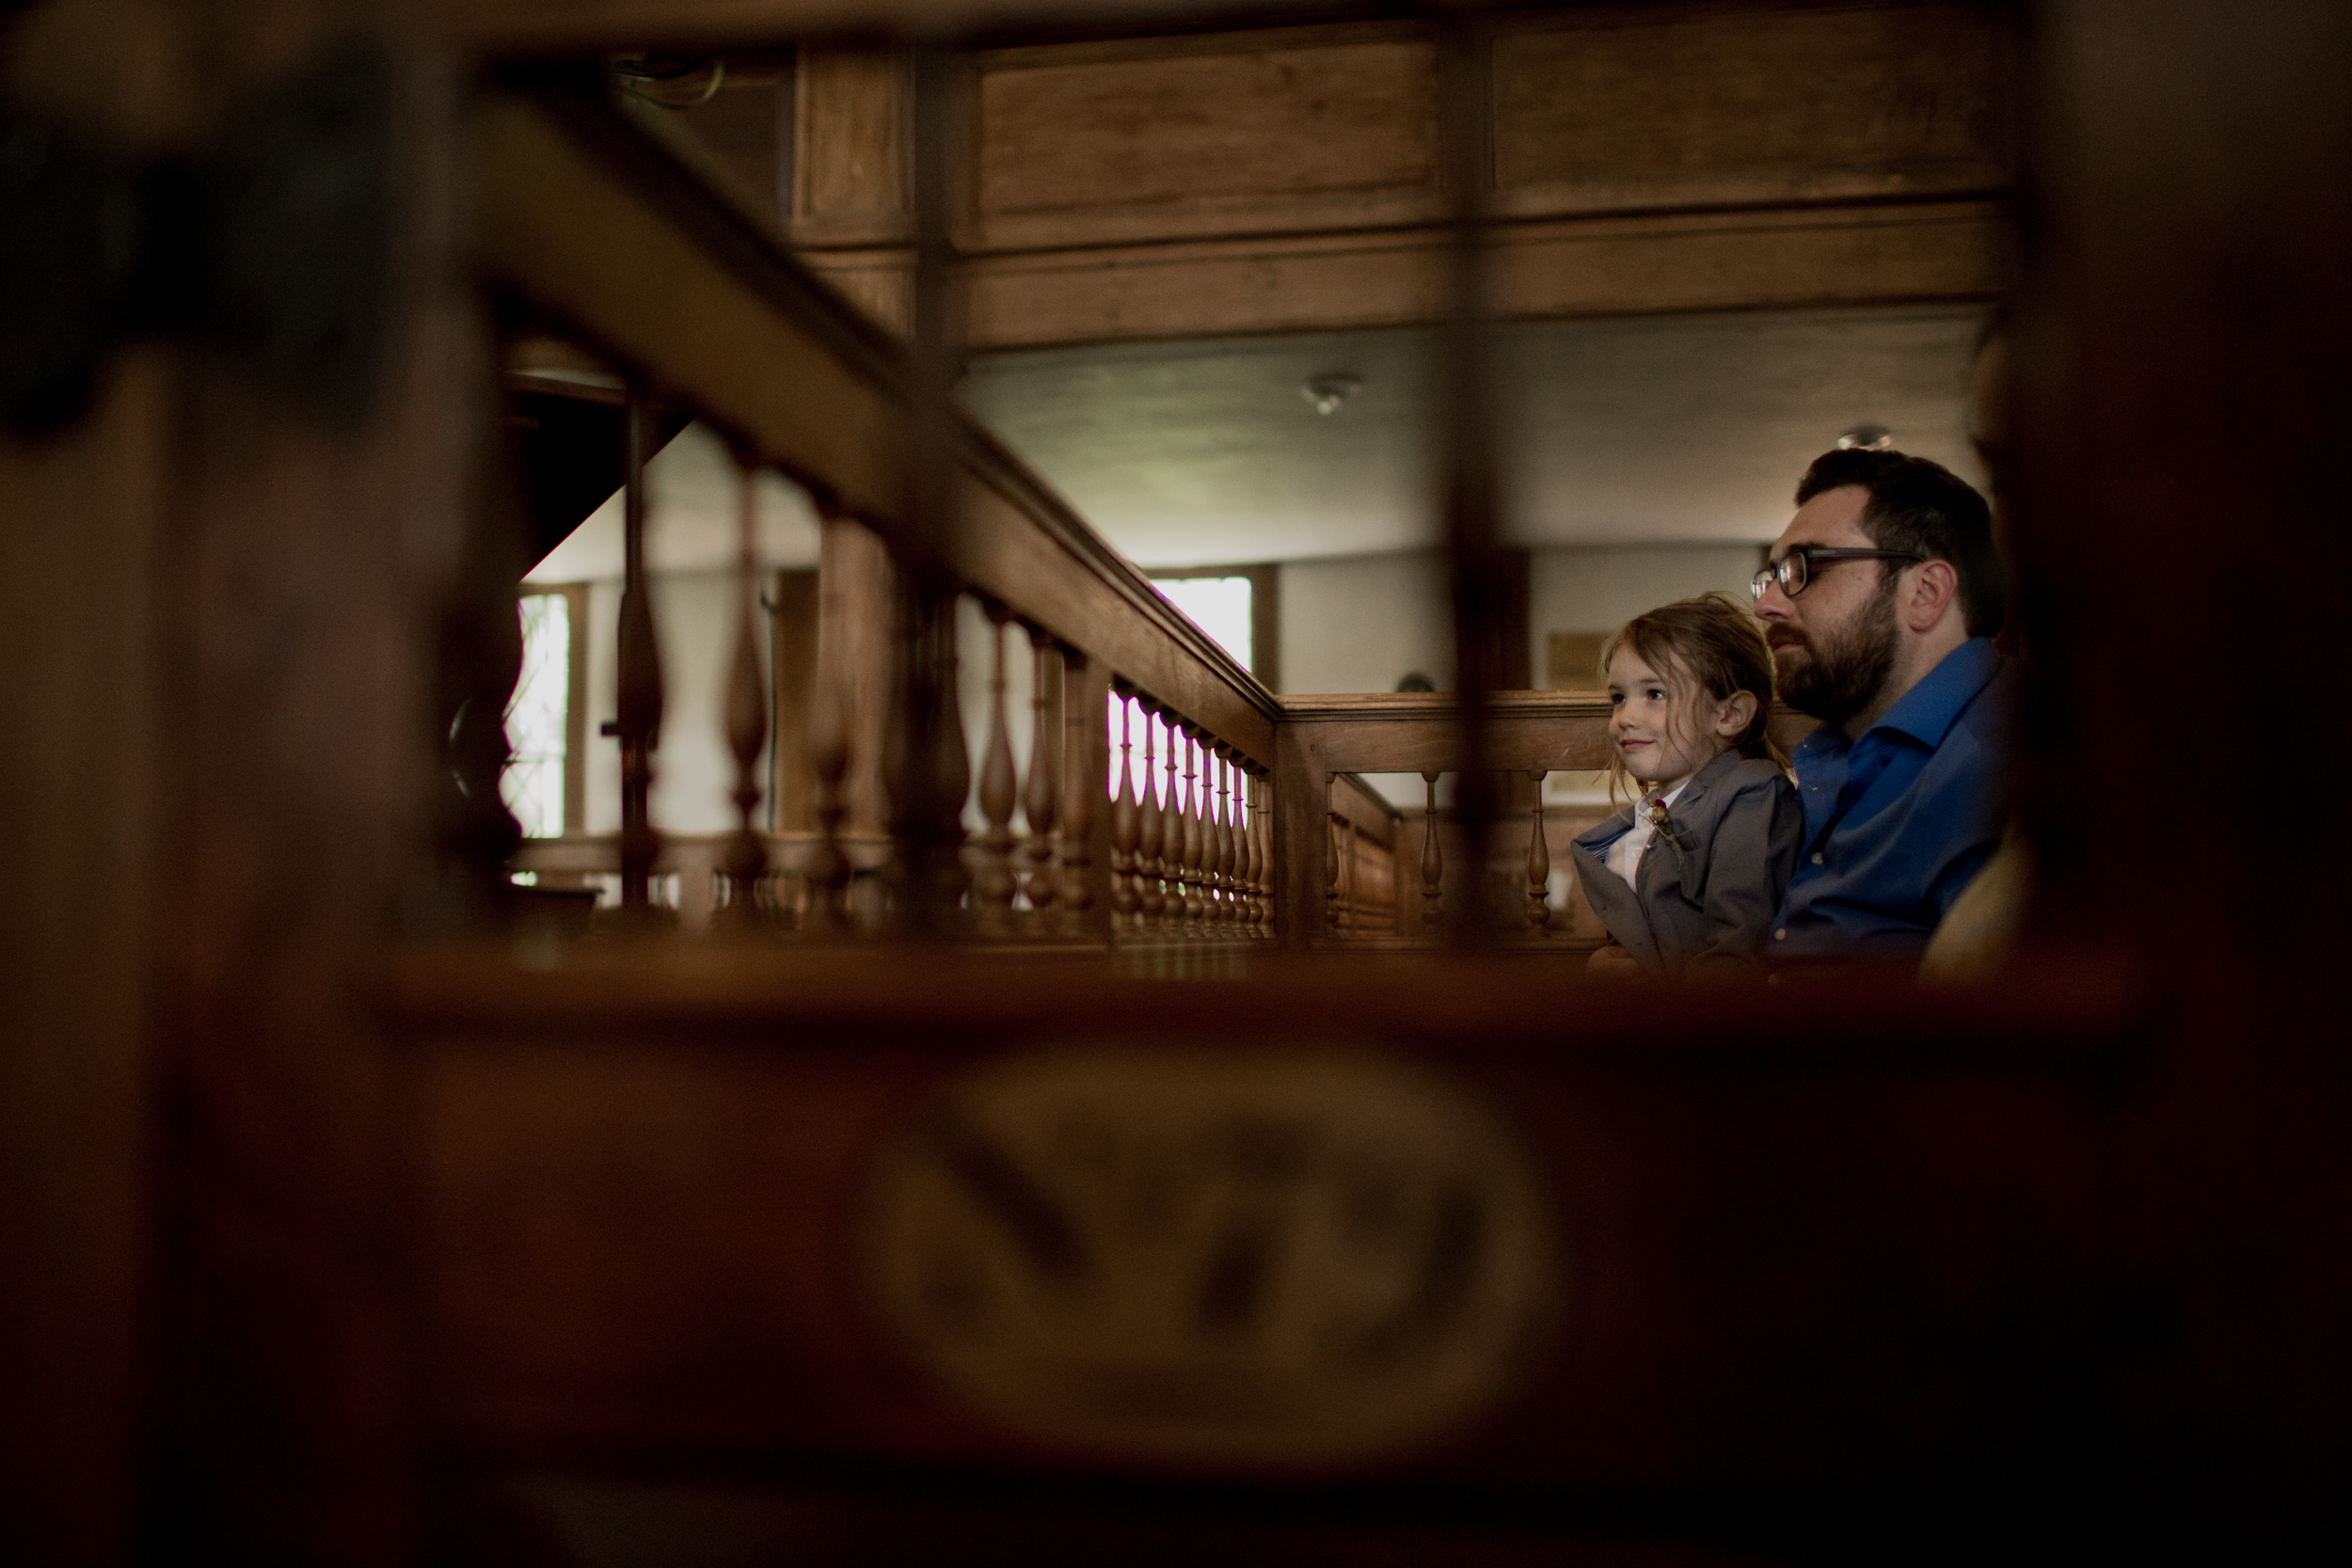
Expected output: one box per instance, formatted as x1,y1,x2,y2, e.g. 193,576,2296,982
1795,449,2005,638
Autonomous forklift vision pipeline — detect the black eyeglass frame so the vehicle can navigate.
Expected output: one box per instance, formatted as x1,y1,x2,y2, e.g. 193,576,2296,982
1750,546,1926,602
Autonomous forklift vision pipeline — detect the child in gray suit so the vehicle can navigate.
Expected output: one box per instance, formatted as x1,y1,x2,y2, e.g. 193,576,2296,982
1570,594,1801,979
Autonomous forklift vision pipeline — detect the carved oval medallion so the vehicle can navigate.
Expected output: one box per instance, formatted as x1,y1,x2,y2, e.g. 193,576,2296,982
863,1048,1557,1465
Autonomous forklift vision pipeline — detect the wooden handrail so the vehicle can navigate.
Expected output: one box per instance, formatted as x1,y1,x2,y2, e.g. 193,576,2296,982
1274,691,1614,942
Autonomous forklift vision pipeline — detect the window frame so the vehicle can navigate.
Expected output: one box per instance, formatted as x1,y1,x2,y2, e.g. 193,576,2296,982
511,580,590,839
1145,562,1280,692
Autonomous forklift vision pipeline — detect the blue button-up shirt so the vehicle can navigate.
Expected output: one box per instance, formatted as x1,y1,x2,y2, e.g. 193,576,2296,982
1770,638,2013,963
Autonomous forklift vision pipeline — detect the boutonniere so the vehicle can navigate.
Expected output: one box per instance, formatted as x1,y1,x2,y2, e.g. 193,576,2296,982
1645,797,1689,867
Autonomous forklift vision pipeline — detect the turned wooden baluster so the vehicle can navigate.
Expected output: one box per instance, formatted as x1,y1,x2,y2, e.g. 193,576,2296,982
1211,752,1233,932
1162,729,1185,936
1525,768,1552,934
1207,744,1225,934
721,440,771,927
1057,649,1094,935
1421,770,1444,929
1023,628,1059,927
1108,692,1137,931
1182,733,1207,935
1238,769,1261,935
1241,768,1259,937
1262,769,1279,938
1165,729,1187,935
615,385,664,919
1200,750,1221,932
1218,752,1241,933
1202,750,1225,933
976,610,1019,935
1138,707,1167,933
1249,769,1271,937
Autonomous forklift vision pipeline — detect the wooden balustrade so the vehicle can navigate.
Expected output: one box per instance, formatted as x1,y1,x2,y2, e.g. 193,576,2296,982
476,75,1645,957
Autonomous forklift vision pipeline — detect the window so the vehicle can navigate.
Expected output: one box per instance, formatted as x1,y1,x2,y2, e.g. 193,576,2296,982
502,588,584,838
1149,562,1279,689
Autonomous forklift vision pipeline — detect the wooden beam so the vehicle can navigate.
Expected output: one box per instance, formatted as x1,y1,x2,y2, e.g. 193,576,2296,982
957,199,2012,350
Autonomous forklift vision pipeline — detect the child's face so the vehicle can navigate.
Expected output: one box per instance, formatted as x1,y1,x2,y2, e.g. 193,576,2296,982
1605,646,1745,791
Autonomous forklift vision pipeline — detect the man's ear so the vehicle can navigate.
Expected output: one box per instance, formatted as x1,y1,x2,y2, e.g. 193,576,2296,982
1714,689,1759,739
1905,559,1962,633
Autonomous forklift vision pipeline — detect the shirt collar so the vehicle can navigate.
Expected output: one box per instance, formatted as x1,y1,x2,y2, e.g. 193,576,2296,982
1872,637,2002,749
1795,638,2000,761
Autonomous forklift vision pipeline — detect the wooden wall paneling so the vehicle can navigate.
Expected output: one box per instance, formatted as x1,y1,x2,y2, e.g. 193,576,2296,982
792,41,910,246
1328,770,1397,849
803,247,914,336
662,62,796,230
1489,2,2013,216
965,24,1440,253
766,10,2014,351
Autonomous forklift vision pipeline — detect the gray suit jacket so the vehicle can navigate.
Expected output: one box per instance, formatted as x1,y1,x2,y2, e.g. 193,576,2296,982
1568,750,1802,978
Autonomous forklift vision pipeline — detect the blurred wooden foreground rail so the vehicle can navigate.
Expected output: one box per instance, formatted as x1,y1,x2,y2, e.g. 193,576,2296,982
378,942,2147,1539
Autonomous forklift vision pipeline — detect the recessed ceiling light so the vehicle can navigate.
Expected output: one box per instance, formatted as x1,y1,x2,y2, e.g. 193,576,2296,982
1301,372,1363,416
1836,424,1893,451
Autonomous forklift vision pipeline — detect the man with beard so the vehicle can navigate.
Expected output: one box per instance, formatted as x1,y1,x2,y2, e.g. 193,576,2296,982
1750,448,2012,964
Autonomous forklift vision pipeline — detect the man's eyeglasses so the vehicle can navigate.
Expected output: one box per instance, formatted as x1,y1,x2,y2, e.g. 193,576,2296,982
1750,546,1925,603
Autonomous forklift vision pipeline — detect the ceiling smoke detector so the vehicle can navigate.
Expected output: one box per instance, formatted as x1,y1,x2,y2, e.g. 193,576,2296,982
1836,423,1893,451
1301,372,1363,416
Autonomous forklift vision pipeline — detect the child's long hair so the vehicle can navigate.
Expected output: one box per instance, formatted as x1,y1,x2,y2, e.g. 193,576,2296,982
1598,592,1786,807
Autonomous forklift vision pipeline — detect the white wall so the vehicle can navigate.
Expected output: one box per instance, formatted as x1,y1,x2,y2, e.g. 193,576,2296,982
1527,543,1763,657
1273,542,1763,698
580,571,772,836
1278,549,1453,695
